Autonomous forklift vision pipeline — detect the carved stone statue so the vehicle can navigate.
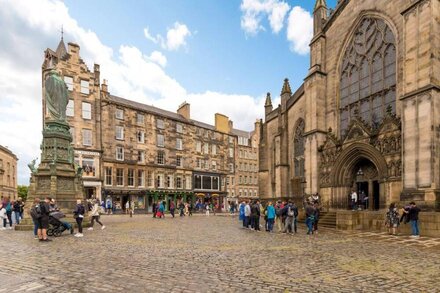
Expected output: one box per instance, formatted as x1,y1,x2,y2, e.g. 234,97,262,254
27,158,38,174
45,70,69,121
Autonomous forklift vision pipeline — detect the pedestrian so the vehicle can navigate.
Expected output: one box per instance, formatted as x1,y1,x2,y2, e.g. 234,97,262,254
49,198,74,234
170,201,175,218
385,203,399,235
105,197,112,215
38,197,52,241
0,203,8,230
157,201,165,218
351,190,358,211
179,201,184,217
125,201,130,215
239,201,245,227
244,201,251,228
73,199,85,237
263,204,269,231
88,199,106,231
153,201,158,218
205,203,210,216
266,201,276,232
2,196,13,228
250,200,260,231
29,198,40,239
282,201,298,234
188,203,193,216
184,202,189,216
313,202,320,234
13,200,21,225
403,201,421,238
305,202,316,235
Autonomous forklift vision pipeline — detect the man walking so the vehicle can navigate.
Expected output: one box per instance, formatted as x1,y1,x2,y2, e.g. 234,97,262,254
404,201,421,238
305,202,316,235
244,201,251,229
282,201,298,234
266,202,276,232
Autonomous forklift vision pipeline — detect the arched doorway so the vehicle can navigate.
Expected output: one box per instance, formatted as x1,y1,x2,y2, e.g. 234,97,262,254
330,143,388,210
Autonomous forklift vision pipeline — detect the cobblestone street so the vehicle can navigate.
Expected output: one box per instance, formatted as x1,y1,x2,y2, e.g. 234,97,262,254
1,215,439,292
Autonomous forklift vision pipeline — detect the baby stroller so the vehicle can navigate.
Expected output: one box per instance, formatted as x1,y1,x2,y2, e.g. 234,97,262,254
47,211,72,237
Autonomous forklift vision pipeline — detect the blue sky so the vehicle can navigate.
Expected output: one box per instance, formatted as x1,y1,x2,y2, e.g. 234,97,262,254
0,0,338,184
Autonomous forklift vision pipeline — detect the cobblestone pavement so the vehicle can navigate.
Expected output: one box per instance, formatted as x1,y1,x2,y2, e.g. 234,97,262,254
1,214,439,292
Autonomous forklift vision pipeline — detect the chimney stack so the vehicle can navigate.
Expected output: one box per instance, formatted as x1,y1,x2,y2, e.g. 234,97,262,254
177,102,190,120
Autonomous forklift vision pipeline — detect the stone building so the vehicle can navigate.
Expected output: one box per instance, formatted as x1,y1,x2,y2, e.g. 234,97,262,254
42,39,258,212
0,145,18,200
259,0,440,234
226,121,260,206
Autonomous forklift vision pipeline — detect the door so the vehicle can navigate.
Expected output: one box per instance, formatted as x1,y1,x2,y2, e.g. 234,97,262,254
373,181,380,210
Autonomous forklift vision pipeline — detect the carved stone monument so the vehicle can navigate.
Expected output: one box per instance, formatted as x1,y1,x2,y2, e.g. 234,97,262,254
16,70,85,230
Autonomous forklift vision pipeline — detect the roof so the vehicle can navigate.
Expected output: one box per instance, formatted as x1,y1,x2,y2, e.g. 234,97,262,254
0,145,18,160
231,128,252,138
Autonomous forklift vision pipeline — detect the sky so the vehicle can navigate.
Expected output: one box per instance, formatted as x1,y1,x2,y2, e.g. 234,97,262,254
0,0,338,185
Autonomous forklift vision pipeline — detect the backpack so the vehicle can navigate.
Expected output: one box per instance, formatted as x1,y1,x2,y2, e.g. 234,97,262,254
30,204,42,219
5,203,11,212
275,205,281,217
287,206,294,217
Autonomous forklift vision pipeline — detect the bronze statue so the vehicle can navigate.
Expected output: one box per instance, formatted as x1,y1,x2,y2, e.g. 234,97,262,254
27,158,38,174
45,70,69,121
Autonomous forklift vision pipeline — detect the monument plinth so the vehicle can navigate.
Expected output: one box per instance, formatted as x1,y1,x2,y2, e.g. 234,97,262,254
16,70,85,231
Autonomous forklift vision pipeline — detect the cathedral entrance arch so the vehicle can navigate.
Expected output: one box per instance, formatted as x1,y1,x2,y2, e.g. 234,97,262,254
331,143,388,210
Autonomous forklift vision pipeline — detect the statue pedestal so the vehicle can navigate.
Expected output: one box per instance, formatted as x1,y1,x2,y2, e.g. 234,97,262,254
17,120,87,231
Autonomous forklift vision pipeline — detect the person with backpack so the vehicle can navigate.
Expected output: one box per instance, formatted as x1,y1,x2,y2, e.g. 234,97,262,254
13,200,21,225
250,200,261,231
2,196,13,229
88,199,106,231
73,199,85,237
31,197,51,241
305,202,316,235
282,201,298,234
266,201,276,232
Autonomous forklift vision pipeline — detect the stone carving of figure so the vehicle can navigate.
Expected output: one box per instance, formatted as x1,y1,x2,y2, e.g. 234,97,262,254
27,158,38,173
45,70,69,121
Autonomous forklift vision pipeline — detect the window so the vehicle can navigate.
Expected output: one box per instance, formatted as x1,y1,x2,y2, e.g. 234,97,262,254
229,136,234,144
176,176,182,189
66,100,74,117
80,80,89,94
137,170,145,187
156,174,164,188
340,17,396,135
212,144,217,155
229,163,234,173
231,177,234,185
115,126,124,140
105,167,112,186
244,176,247,184
116,147,124,161
294,119,305,178
196,141,201,153
196,158,201,169
229,148,234,158
204,143,209,154
127,169,134,186
116,168,124,186
212,177,219,190
166,175,173,188
157,118,164,129
69,127,75,144
82,129,92,146
64,76,73,91
137,131,145,143
147,170,153,187
115,109,124,120
185,175,191,189
176,138,183,150
136,113,144,124
239,189,242,197
157,151,165,165
176,156,182,167
239,176,242,184
82,102,91,119
137,150,145,163
82,158,95,177
194,175,202,189
226,177,230,186
157,134,164,147
212,161,217,170
176,123,183,133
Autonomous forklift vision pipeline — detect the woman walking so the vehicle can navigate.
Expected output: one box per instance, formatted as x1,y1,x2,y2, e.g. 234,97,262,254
88,199,106,231
73,199,85,237
169,201,175,218
266,202,276,232
385,203,400,235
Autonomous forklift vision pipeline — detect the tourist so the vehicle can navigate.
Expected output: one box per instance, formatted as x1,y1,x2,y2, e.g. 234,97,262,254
13,199,21,224
170,201,176,218
244,201,251,228
239,201,245,227
313,202,320,234
184,202,189,216
179,201,184,217
351,190,357,210
282,201,298,234
105,197,112,215
2,196,13,228
274,201,283,232
38,197,52,241
29,198,40,239
188,202,193,216
153,201,158,218
125,201,130,214
266,201,275,232
0,203,8,230
157,201,165,218
73,199,85,237
250,200,260,231
404,201,421,238
205,203,210,216
385,203,399,235
88,199,106,231
305,202,316,235
49,198,74,234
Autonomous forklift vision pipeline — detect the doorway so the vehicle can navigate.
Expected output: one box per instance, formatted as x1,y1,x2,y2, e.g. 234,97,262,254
373,180,380,210
356,181,368,210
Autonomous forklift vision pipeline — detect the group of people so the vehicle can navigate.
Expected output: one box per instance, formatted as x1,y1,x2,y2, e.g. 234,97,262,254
152,201,195,218
0,196,24,229
385,201,421,237
350,190,368,210
238,200,320,235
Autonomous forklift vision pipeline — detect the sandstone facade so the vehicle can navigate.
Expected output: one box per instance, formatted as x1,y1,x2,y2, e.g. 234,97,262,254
0,145,18,200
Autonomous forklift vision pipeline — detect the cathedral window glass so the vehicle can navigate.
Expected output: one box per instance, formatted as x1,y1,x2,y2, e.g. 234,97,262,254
294,119,305,178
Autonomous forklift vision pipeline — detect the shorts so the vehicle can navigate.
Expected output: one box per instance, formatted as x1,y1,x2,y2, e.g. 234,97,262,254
37,216,49,229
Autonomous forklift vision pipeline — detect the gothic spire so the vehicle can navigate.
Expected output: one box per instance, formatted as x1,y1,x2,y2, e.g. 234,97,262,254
314,0,327,11
281,78,292,95
55,26,67,58
265,92,272,107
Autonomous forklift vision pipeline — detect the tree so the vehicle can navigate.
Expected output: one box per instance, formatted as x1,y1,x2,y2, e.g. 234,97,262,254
17,185,29,202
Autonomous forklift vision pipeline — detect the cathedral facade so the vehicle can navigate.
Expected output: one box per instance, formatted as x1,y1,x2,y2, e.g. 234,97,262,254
259,0,440,233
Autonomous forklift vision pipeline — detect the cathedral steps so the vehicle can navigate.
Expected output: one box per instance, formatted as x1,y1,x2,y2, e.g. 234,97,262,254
318,211,336,228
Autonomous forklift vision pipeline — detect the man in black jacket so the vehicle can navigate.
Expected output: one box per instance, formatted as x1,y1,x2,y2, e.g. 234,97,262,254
250,200,260,231
37,197,52,242
404,202,421,238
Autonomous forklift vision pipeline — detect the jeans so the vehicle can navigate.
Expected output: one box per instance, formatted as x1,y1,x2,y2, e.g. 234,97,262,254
14,211,20,224
267,218,274,232
410,220,419,236
32,219,38,236
62,221,72,230
284,216,293,233
252,216,260,231
76,217,83,233
244,216,250,228
306,217,314,234
6,211,12,227
90,216,103,227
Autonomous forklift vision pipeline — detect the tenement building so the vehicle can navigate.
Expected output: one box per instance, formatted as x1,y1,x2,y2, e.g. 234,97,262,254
259,0,440,235
42,38,258,212
0,145,18,200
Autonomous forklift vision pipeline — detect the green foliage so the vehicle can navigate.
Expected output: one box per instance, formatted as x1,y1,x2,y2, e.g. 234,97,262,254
17,185,29,202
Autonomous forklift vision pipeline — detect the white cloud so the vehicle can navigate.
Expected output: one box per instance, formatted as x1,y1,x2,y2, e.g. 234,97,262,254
144,22,192,51
286,6,313,55
0,0,264,185
240,0,290,35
